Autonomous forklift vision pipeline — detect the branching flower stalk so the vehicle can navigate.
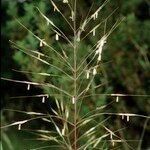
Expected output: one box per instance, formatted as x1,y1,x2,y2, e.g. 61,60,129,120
73,0,77,149
1,0,150,150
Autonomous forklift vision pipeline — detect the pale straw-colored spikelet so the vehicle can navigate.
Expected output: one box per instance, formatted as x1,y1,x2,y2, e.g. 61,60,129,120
72,96,75,104
126,115,130,122
109,131,115,146
70,11,74,21
86,70,90,79
66,107,69,119
63,0,68,3
27,84,30,90
40,40,43,47
93,68,97,75
112,140,115,146
40,39,46,47
62,123,66,136
77,31,81,42
93,29,96,36
55,34,59,41
62,127,65,135
51,0,60,12
95,11,98,18
92,11,99,20
18,124,21,130
95,36,107,61
54,30,61,41
42,97,45,103
116,96,119,102
98,54,101,61
81,20,87,31
110,132,113,139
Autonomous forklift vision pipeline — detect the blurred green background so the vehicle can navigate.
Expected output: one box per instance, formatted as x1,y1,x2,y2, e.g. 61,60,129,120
1,0,150,149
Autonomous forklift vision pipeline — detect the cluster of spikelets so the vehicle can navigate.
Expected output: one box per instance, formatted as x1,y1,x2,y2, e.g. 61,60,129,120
1,0,150,150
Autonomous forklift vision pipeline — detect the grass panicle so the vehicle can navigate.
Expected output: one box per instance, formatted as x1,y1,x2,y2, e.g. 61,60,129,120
1,0,150,150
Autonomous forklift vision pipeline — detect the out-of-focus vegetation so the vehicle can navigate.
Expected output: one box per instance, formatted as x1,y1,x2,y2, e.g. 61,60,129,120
1,0,150,149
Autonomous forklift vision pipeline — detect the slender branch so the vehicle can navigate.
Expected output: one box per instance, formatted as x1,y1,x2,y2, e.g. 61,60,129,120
14,20,73,71
1,77,72,97
36,7,74,47
80,112,150,123
10,42,74,80
50,0,74,31
73,0,77,149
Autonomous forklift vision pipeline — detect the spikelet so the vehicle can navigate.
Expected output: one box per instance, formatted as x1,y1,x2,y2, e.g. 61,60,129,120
86,70,90,79
63,0,68,3
116,96,119,102
95,36,107,61
42,97,45,103
27,84,30,90
93,68,97,75
72,96,75,104
93,29,96,36
70,11,74,21
62,124,66,136
81,20,87,31
127,115,130,122
92,11,99,20
40,40,43,47
111,140,115,146
40,39,46,47
77,31,81,42
51,0,60,12
55,34,59,41
18,124,21,130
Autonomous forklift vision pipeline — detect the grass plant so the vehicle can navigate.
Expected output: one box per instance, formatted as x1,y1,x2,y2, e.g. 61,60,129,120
1,0,150,150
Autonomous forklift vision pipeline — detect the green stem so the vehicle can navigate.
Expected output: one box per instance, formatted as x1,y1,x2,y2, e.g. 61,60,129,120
73,0,77,149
